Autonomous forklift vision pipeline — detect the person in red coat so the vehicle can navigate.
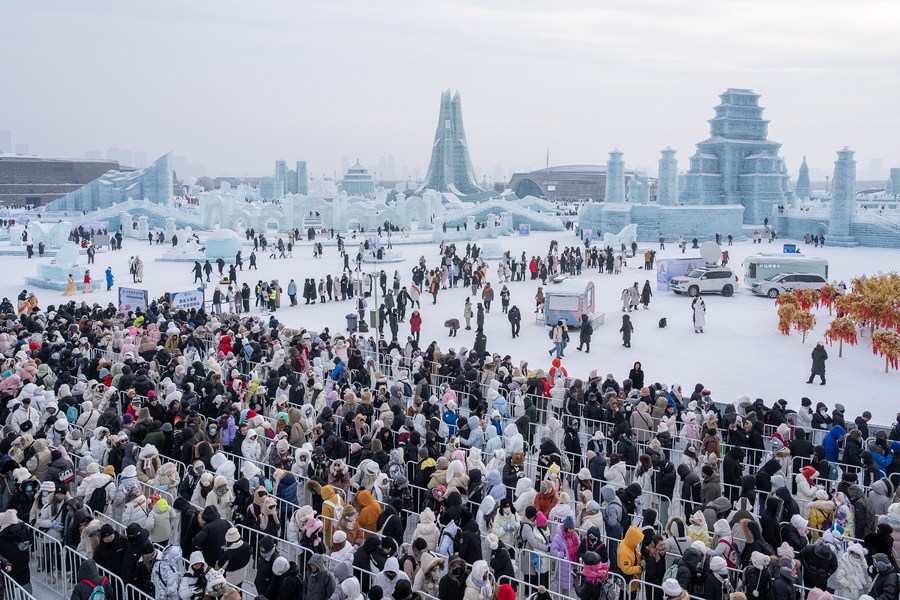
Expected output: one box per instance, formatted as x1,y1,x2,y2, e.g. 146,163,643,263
409,310,422,342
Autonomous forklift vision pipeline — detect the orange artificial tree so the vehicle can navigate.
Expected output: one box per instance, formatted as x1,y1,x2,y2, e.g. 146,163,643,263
775,292,800,335
794,311,816,343
824,274,900,370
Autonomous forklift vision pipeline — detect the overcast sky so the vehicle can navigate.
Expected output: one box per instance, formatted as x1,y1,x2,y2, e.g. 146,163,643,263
2,0,898,181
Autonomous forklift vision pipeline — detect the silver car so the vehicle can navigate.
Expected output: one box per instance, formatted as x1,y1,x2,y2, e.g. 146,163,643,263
751,273,828,298
670,267,738,297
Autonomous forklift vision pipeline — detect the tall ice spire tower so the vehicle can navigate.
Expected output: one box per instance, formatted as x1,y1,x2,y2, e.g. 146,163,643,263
415,90,485,197
795,156,811,200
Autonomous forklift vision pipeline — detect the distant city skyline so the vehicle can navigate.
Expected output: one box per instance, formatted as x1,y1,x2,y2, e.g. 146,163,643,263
2,1,898,186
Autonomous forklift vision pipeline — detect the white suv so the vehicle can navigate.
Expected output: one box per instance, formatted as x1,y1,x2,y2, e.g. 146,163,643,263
670,267,738,297
751,273,828,298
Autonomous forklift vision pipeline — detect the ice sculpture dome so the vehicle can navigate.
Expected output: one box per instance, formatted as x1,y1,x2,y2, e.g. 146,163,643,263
204,228,242,260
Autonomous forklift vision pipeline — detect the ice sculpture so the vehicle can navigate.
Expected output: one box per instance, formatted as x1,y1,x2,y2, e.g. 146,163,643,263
414,90,486,199
44,153,173,212
679,89,791,223
605,150,626,203
205,228,242,261
25,242,89,290
828,148,858,246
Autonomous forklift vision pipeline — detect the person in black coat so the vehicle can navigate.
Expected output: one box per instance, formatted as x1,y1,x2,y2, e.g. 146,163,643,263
722,447,744,503
775,486,800,522
376,502,405,543
92,524,125,578
868,553,898,600
192,505,230,567
254,536,280,598
487,536,516,587
789,429,813,475
353,536,380,592
760,495,783,550
676,464,702,515
71,560,113,600
807,342,827,384
0,510,31,592
121,522,149,588
798,542,836,590
628,362,645,390
675,547,708,597
456,511,483,565
770,558,798,600
269,559,302,600
438,555,467,600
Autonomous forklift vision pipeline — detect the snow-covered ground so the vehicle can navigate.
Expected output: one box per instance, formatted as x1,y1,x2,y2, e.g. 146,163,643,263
7,229,900,423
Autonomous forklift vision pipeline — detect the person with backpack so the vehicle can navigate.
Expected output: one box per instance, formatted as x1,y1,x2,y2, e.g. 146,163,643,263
704,556,733,600
740,551,772,600
151,545,183,600
599,486,624,556
71,559,112,600
518,506,550,589
709,519,740,569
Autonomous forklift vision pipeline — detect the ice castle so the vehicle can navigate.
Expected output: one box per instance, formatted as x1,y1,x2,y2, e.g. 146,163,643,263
679,88,791,224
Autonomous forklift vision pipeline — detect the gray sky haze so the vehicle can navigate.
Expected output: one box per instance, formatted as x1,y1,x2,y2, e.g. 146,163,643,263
2,0,898,181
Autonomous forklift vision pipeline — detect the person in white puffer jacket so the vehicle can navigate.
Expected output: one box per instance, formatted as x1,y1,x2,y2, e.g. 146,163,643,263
241,429,262,461
85,426,111,465
76,462,115,514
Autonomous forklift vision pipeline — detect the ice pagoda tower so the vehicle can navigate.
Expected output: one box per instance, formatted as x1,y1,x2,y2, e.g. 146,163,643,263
414,90,485,198
828,147,858,247
605,149,626,202
657,147,678,205
679,89,791,224
795,156,811,200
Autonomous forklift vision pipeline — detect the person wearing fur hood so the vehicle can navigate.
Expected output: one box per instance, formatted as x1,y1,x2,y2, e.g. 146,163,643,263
412,551,444,597
136,444,161,483
205,476,234,519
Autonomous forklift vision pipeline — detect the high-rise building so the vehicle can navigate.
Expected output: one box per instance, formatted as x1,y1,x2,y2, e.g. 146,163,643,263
133,151,147,169
679,88,791,223
296,161,308,195
14,144,29,155
0,131,11,153
274,160,288,198
414,90,485,197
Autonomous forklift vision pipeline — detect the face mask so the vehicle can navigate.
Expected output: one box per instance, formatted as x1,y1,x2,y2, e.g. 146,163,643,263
820,409,827,415
210,427,218,434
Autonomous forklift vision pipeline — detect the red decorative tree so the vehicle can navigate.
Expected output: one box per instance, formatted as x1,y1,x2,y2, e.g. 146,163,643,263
820,284,837,316
824,316,857,357
872,329,900,372
794,311,816,343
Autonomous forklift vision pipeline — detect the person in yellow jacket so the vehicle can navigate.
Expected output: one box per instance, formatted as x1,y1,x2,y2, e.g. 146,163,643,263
617,526,644,594
319,483,344,546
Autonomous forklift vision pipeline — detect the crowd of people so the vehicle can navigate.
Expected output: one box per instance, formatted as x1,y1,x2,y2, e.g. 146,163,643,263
0,237,899,600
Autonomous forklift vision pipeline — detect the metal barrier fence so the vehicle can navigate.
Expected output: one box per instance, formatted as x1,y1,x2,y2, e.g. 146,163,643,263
2,570,37,600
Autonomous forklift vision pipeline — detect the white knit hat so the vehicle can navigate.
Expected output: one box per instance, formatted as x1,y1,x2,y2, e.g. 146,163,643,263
662,579,682,598
0,510,18,531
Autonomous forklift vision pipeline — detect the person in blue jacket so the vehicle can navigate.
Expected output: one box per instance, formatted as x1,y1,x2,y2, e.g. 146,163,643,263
105,267,114,291
822,424,846,462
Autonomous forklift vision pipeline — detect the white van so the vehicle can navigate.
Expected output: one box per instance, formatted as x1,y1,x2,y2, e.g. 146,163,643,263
742,254,829,287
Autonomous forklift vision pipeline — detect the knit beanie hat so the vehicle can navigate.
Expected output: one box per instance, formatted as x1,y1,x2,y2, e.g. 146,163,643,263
662,579,682,598
272,556,290,576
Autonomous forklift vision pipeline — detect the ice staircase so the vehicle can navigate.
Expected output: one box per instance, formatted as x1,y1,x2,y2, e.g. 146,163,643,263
442,198,564,230
66,199,205,229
